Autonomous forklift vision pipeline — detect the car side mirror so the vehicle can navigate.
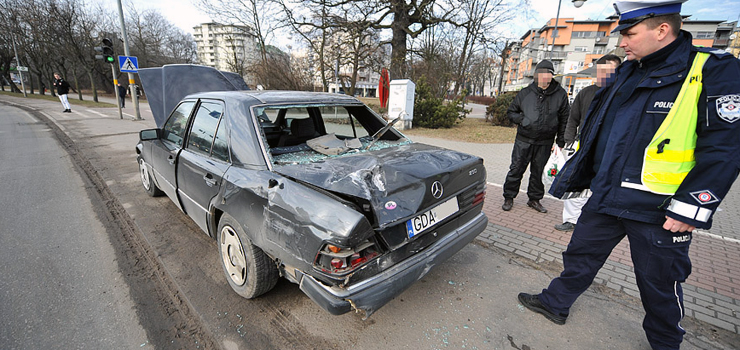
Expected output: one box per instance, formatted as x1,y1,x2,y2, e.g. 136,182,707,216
139,128,160,141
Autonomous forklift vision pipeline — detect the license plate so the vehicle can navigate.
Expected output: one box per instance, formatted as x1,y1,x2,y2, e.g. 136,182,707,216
406,197,459,238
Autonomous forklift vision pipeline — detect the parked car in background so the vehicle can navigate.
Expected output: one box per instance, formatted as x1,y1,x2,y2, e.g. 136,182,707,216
136,65,488,317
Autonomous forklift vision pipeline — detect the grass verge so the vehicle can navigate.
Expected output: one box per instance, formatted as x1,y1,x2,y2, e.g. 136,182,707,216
403,118,516,144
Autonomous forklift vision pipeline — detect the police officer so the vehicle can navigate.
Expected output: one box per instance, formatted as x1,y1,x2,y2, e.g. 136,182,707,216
517,1,740,349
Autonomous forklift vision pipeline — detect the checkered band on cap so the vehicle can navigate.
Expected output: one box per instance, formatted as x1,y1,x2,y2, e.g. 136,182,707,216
612,0,687,32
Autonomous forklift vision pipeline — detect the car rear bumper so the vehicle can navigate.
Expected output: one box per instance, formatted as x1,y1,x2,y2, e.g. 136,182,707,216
298,211,488,318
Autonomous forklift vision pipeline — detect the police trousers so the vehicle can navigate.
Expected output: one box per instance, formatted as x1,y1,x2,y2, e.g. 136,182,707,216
503,140,551,200
539,207,692,350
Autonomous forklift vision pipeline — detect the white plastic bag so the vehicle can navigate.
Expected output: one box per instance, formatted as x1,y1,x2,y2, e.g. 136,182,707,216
543,146,566,188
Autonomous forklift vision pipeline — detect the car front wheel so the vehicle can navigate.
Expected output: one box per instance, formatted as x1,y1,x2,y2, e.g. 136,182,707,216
217,214,278,298
139,158,163,197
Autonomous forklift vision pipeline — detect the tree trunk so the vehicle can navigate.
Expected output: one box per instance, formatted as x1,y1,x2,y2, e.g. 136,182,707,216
389,2,410,80
71,66,82,100
37,73,45,95
87,68,98,103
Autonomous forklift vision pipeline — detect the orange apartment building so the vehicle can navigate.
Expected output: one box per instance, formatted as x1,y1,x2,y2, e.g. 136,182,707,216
500,16,737,98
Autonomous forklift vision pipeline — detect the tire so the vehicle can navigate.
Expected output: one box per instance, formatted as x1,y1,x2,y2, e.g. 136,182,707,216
217,214,279,299
138,158,164,197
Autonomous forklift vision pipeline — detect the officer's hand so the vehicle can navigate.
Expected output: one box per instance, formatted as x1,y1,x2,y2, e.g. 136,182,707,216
663,216,695,233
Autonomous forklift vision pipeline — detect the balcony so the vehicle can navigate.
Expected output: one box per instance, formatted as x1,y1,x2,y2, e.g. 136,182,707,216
717,23,736,30
545,51,568,60
714,38,730,47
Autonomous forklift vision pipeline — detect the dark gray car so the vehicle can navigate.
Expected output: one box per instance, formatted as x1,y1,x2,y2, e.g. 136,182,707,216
135,65,488,317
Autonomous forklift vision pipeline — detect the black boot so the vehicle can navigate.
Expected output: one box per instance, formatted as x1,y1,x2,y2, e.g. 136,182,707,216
527,199,547,213
502,198,513,211
517,293,567,325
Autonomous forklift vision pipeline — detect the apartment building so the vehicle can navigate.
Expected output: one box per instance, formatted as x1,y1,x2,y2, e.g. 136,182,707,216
501,16,738,95
192,23,260,80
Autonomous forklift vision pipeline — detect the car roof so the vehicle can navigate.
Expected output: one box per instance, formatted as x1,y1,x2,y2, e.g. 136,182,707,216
191,90,365,106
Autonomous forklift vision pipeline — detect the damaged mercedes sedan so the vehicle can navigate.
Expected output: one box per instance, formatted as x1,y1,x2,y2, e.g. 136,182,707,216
135,65,488,317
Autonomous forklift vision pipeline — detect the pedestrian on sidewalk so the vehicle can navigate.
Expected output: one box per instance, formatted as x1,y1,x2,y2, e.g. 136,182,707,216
502,59,569,213
53,73,71,113
518,1,740,349
117,83,127,108
555,54,622,232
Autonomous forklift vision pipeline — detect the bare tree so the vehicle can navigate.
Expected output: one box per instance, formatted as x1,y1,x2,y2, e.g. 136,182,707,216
0,0,26,93
251,46,312,90
277,0,336,91
124,8,197,68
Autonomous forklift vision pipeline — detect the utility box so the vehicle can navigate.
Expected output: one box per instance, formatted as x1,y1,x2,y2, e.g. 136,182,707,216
388,79,415,130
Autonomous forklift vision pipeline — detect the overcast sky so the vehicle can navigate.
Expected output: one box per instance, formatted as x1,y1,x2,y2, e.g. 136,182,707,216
109,0,739,46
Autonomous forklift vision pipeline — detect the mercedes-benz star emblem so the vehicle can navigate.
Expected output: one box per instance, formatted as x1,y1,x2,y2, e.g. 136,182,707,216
431,181,444,199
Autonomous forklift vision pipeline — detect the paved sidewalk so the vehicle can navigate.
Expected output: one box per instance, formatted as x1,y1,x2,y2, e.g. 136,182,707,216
411,135,740,336
2,92,738,345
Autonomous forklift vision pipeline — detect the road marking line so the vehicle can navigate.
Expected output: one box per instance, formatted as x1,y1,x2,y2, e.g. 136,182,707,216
86,109,109,118
694,230,740,244
486,181,558,199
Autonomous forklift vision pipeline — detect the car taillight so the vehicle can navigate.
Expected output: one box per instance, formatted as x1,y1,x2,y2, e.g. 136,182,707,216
314,240,379,275
473,189,486,206
330,258,345,269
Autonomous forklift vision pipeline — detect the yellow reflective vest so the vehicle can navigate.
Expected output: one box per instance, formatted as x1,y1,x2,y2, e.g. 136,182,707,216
640,52,710,195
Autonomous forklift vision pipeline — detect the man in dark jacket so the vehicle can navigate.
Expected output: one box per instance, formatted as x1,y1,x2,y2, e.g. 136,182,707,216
555,54,622,231
53,73,71,113
518,1,740,348
117,83,127,108
502,59,569,213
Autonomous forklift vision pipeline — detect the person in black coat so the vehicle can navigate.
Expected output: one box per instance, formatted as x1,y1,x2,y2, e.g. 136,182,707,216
53,73,72,113
501,59,570,213
117,83,127,108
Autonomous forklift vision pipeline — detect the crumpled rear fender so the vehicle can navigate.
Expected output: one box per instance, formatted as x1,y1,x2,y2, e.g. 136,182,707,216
297,212,487,318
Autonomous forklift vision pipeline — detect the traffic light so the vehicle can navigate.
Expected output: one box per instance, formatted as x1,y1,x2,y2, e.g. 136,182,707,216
94,38,115,63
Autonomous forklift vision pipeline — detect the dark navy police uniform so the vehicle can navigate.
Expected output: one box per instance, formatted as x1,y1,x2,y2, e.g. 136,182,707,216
545,30,740,349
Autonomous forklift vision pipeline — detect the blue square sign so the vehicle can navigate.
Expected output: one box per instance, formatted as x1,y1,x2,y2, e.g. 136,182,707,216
118,56,139,73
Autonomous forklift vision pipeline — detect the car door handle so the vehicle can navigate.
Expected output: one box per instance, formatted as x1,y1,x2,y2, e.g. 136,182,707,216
203,173,217,187
168,155,175,165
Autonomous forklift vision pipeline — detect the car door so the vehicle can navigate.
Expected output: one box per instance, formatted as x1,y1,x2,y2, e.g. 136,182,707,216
150,101,197,210
176,100,230,234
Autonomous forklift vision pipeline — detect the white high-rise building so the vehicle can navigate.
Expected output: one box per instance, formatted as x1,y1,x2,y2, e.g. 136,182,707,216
193,23,260,80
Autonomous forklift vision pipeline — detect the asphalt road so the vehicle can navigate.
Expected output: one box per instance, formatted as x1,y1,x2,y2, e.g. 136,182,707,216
0,106,152,348
0,104,214,349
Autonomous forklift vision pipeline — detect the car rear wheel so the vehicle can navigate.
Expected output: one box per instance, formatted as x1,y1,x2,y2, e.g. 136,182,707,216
138,158,163,197
217,214,278,298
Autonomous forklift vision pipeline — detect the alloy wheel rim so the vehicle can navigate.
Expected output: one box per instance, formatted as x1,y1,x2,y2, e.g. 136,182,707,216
220,226,247,286
139,160,151,191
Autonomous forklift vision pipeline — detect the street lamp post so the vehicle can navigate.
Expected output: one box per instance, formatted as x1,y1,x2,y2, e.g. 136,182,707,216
549,0,588,60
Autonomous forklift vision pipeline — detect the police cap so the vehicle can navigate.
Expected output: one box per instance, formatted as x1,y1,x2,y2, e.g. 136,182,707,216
612,0,687,33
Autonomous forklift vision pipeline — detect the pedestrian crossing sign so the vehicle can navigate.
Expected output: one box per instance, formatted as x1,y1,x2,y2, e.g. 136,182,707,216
118,56,139,73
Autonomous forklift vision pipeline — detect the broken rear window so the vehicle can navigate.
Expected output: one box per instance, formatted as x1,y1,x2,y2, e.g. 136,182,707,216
253,104,410,165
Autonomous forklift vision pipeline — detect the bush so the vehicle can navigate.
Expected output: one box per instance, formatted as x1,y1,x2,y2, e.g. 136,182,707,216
486,92,517,127
413,77,468,129
466,95,496,105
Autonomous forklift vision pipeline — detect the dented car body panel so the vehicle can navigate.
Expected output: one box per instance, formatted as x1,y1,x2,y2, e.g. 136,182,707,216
136,65,488,317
